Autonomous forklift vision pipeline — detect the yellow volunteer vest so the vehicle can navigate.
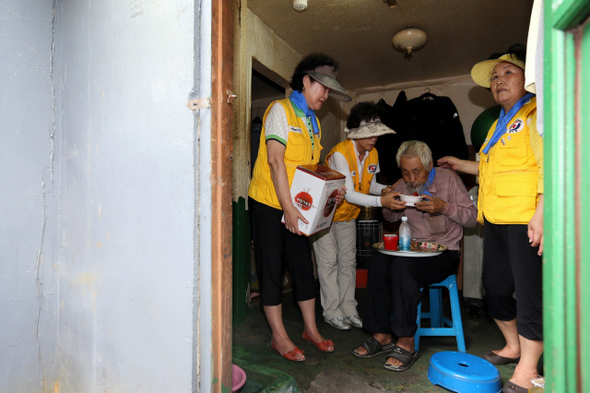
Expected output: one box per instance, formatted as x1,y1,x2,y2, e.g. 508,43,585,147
248,98,322,210
327,140,379,222
478,97,540,225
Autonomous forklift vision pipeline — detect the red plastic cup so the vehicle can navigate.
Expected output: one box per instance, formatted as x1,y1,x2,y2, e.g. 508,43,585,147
383,234,399,250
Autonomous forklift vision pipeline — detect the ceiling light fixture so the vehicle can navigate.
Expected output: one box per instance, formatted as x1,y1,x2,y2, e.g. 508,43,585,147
383,0,397,8
392,28,427,58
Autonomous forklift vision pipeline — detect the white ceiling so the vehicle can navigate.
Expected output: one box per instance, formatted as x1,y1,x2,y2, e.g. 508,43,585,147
249,0,534,98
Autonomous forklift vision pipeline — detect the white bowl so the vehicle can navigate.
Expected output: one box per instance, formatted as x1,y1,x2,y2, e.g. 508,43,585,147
400,194,422,203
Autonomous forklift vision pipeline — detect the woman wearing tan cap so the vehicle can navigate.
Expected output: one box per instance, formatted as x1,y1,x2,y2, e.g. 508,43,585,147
248,53,350,362
439,45,543,393
312,102,397,332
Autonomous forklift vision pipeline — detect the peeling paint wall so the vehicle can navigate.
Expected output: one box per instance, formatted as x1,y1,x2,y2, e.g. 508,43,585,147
1,0,203,392
0,1,59,391
55,0,197,391
247,10,301,87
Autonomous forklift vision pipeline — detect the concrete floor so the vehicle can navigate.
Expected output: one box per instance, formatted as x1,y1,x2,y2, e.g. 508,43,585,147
233,285,523,392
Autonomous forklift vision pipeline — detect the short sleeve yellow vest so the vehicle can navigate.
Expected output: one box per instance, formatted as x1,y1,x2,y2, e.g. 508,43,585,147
248,98,322,210
478,97,540,225
327,140,379,222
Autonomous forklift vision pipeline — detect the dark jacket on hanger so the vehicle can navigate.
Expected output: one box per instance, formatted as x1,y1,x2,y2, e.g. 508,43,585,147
404,92,468,165
374,91,468,185
374,92,408,184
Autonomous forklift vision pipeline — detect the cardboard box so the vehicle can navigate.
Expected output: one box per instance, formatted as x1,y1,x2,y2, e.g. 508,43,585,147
282,165,345,236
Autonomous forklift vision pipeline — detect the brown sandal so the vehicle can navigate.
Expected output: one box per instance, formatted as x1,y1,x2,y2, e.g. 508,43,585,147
482,350,520,365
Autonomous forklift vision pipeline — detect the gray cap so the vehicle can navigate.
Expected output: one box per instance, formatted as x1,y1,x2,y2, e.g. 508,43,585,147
307,65,352,102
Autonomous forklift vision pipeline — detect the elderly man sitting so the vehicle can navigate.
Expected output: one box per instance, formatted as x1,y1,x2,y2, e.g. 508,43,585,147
352,140,477,372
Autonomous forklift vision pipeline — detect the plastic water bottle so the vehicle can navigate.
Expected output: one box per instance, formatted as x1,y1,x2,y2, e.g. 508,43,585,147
399,216,411,251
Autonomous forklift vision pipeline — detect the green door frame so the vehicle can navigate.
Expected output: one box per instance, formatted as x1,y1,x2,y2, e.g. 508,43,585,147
544,1,590,391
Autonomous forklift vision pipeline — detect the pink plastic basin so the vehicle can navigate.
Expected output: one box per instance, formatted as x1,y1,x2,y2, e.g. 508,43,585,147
232,364,247,392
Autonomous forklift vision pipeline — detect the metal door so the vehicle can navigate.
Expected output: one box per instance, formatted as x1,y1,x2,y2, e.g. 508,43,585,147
544,1,590,391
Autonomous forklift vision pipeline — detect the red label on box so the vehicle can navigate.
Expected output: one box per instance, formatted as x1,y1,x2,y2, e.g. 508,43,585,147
282,165,345,236
294,191,313,211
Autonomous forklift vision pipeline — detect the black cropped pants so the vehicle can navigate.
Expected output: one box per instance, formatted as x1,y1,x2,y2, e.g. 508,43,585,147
482,219,543,341
364,250,460,338
250,198,316,306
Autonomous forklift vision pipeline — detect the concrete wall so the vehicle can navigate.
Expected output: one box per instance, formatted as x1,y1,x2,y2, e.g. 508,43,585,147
0,1,59,391
247,10,302,88
1,1,202,392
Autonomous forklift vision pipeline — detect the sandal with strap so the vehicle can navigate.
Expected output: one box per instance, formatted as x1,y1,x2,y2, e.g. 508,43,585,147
383,345,419,372
302,330,335,353
271,340,305,362
502,381,529,393
352,336,396,358
483,350,520,365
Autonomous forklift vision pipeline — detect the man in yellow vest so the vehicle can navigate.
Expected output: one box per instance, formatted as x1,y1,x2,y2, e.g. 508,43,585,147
312,102,398,330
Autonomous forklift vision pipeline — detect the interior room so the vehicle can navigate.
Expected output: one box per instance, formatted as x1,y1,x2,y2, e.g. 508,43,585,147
231,0,539,392
2,0,587,391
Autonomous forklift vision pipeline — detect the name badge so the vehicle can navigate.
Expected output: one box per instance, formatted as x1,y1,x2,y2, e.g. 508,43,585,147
507,119,524,134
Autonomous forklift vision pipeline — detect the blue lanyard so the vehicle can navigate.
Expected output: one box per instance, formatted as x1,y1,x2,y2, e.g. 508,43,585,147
422,168,435,197
482,93,535,154
290,90,319,135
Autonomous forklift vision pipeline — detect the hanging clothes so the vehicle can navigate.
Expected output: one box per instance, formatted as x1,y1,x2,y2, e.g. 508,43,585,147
374,91,468,185
403,92,468,165
374,91,408,184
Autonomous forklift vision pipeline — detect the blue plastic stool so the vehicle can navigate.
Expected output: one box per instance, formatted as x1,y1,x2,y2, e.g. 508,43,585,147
428,351,501,393
415,274,466,352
